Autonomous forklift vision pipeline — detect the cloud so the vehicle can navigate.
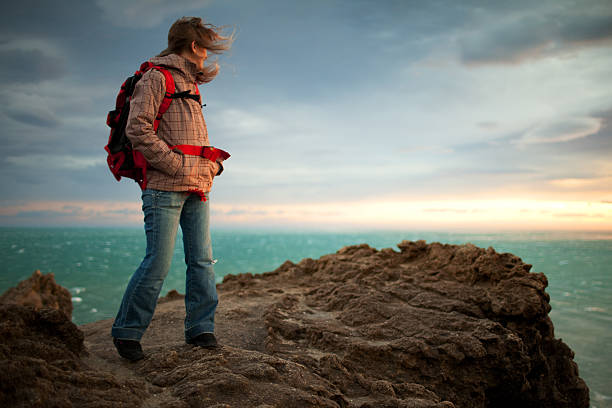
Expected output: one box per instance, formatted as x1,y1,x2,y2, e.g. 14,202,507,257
423,208,470,214
477,121,499,130
549,176,612,189
559,13,612,45
460,16,554,64
214,108,278,138
0,37,66,84
95,0,212,28
0,76,117,164
397,146,454,155
459,11,612,64
0,200,142,226
0,39,69,127
0,49,65,84
517,117,602,145
554,212,606,218
5,154,105,170
4,109,60,128
1,88,64,128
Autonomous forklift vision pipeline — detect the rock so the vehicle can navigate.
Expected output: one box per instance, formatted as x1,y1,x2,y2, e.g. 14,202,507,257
1,241,590,407
0,304,147,407
0,272,148,407
0,270,73,319
158,289,185,304
258,241,589,407
138,345,350,407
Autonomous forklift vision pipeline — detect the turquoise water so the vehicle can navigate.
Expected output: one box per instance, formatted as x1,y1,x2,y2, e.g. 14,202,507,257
1,227,610,406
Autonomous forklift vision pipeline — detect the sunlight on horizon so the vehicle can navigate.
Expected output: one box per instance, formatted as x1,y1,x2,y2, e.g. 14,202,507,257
1,198,610,231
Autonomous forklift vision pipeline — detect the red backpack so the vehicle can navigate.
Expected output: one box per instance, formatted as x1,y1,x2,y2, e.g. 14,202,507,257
105,61,229,190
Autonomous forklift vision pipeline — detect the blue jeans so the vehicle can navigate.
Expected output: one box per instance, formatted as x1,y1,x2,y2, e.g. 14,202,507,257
111,189,218,342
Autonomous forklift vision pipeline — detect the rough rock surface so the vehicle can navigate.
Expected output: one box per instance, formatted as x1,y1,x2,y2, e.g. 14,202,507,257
0,270,73,318
0,304,148,407
1,241,589,407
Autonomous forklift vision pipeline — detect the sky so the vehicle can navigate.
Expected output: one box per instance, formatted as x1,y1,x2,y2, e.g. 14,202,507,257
0,0,611,231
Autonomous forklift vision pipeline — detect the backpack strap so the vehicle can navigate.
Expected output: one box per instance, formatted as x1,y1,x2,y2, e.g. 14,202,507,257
150,66,175,132
170,90,201,104
138,63,201,130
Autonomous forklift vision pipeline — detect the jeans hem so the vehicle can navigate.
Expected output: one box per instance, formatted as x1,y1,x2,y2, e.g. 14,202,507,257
185,324,215,341
111,327,144,341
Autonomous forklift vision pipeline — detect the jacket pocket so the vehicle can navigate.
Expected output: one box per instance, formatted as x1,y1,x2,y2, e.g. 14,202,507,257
172,154,197,184
196,157,217,188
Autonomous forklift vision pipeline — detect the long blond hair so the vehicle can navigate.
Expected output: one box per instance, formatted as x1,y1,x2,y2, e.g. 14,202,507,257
158,17,234,83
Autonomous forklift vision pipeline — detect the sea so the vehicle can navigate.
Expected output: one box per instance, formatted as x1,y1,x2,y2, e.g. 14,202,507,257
1,227,610,407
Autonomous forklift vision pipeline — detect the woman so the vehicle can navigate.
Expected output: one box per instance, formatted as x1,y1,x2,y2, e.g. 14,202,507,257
111,17,233,361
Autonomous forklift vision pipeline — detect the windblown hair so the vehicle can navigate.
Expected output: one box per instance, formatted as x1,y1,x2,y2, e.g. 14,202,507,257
158,16,234,83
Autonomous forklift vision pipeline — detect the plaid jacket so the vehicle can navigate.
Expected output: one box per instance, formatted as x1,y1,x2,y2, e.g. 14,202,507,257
126,53,221,194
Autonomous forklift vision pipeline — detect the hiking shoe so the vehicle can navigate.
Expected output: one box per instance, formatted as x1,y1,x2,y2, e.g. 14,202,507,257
187,332,218,348
113,338,144,361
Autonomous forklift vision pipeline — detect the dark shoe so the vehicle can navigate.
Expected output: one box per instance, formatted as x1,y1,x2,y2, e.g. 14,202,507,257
113,337,144,361
187,332,218,348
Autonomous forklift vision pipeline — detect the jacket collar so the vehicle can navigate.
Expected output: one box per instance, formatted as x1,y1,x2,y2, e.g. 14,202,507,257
149,53,205,84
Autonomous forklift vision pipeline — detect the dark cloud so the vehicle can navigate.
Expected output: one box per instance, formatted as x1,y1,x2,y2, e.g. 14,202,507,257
5,110,61,128
0,0,103,38
0,49,65,83
0,0,162,78
460,19,551,64
560,14,612,44
95,0,212,29
460,12,612,64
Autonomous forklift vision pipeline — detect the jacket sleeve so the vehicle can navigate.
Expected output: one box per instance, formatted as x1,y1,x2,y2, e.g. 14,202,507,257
125,69,183,176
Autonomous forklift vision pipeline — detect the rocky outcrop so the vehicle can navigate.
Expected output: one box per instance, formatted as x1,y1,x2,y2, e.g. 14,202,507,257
0,270,73,319
254,241,589,407
0,303,148,407
0,241,590,407
0,272,152,407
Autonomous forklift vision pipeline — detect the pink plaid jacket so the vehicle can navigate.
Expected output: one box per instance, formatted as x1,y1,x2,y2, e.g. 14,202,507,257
126,53,221,194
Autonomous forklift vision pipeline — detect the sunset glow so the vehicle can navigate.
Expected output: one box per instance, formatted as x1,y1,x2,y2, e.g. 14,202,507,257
3,198,610,231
